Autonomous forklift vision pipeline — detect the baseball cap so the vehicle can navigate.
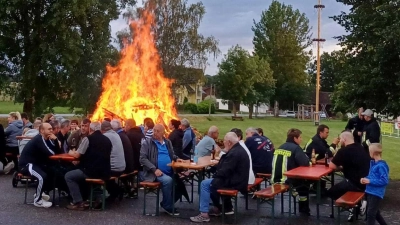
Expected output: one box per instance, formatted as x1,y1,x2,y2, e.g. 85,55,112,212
361,109,373,117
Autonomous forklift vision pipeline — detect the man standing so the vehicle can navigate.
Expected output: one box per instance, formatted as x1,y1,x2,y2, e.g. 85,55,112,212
65,122,112,210
101,121,126,202
21,112,33,129
18,123,60,208
362,109,381,152
245,127,275,175
328,131,370,221
304,124,339,160
67,119,91,149
125,119,145,172
181,118,196,160
190,132,250,223
271,128,311,215
345,107,365,143
140,124,182,216
57,119,71,153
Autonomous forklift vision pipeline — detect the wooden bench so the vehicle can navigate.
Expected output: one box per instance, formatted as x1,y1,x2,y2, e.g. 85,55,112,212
140,182,161,216
256,173,271,188
245,178,263,210
335,191,365,225
217,189,239,224
85,177,117,210
254,184,290,224
231,116,244,121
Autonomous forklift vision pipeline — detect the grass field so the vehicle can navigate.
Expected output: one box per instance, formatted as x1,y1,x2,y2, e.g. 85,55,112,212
186,116,400,180
0,101,76,114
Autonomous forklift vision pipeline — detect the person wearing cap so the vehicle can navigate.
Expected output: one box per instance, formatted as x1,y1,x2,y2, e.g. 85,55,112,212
101,121,126,202
361,109,381,153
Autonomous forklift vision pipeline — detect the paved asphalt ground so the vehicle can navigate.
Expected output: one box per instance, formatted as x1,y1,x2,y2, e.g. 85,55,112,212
0,171,399,225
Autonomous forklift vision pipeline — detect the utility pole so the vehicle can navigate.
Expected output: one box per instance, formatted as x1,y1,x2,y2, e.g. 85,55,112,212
313,0,325,126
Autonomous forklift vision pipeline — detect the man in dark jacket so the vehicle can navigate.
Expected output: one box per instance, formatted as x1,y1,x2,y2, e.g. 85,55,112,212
140,124,183,216
304,124,339,160
345,107,365,143
125,119,145,172
245,127,274,175
65,122,112,210
361,109,381,152
19,123,60,208
190,132,250,223
271,128,311,215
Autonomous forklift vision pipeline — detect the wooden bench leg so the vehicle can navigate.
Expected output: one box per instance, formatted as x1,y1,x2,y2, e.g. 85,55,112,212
156,188,160,216
336,206,341,225
101,184,106,210
222,196,226,223
271,198,275,224
143,187,147,215
281,192,284,214
234,196,237,223
24,178,28,204
89,184,93,209
245,192,249,210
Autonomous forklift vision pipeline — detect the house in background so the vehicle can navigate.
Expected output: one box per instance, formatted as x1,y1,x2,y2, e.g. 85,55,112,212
170,66,204,105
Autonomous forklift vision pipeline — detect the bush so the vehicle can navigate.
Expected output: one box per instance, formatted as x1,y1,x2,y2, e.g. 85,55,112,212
216,109,231,113
342,113,349,122
184,102,198,114
336,112,343,120
196,100,215,114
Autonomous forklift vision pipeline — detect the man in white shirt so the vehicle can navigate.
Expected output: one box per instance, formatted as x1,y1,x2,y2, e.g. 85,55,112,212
220,128,255,184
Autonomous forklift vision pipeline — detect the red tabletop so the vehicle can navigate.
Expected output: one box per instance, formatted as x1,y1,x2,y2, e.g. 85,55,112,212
284,165,333,181
49,153,77,162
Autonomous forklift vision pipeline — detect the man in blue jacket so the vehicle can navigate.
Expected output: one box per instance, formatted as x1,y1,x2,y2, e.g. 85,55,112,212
245,127,274,175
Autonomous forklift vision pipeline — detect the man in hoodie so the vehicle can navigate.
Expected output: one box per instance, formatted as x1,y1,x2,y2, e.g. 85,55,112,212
21,112,33,129
361,109,381,153
271,128,310,215
4,112,24,173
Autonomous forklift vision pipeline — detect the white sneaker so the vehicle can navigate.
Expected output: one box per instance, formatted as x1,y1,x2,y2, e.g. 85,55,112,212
34,193,51,201
360,200,367,216
3,161,15,174
34,200,52,208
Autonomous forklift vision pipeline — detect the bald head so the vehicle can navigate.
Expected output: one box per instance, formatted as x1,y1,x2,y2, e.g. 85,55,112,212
125,119,136,132
340,131,354,146
223,132,239,152
208,126,219,139
153,124,165,141
39,123,53,139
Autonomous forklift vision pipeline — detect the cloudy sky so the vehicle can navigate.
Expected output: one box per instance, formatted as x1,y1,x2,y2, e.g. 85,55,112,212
110,0,349,75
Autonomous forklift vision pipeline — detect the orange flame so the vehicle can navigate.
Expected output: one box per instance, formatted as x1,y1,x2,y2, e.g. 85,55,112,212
91,6,177,125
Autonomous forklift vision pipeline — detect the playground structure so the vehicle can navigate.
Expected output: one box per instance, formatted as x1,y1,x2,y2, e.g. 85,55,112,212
297,103,330,122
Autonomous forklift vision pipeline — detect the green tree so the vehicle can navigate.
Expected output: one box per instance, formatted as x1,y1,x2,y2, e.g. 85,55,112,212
331,0,400,116
0,0,135,117
242,56,275,119
308,51,346,92
252,0,312,110
216,45,258,117
117,0,220,80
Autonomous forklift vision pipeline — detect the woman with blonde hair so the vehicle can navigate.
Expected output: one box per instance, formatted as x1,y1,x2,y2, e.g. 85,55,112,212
43,113,55,123
3,112,23,174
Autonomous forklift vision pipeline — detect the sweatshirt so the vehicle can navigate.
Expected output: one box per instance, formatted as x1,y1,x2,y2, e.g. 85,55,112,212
5,120,23,147
365,160,389,199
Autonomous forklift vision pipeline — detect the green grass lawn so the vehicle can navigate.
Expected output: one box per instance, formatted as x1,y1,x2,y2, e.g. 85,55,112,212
186,116,400,180
0,101,76,114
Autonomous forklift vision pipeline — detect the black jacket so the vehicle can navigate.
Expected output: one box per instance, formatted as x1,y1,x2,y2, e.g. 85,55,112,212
117,129,135,173
80,130,112,180
345,116,365,143
244,133,274,172
126,127,145,171
0,124,6,152
272,140,310,184
19,135,59,167
363,118,381,148
57,131,70,153
212,143,250,192
168,129,184,159
304,134,335,160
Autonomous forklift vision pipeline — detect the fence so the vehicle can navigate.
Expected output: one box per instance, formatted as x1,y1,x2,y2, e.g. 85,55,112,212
381,121,400,138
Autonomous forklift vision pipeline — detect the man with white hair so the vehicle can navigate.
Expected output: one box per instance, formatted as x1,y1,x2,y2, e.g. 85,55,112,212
328,130,370,221
190,132,250,223
181,118,196,160
245,127,275,175
111,119,134,174
194,126,220,162
65,122,113,210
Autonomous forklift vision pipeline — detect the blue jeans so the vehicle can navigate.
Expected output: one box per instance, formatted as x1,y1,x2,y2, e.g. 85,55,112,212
199,178,213,213
156,174,173,211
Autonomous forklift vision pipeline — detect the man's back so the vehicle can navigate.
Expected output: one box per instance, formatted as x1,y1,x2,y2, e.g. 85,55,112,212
103,130,126,172
245,134,274,173
195,135,215,158
271,141,309,184
212,143,250,192
126,127,145,171
118,131,134,173
331,143,370,190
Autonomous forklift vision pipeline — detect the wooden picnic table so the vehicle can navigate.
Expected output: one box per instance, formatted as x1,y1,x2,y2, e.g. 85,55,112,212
49,153,77,162
284,165,333,220
16,136,33,140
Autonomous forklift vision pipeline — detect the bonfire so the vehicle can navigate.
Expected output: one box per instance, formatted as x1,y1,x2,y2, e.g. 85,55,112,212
91,2,177,127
